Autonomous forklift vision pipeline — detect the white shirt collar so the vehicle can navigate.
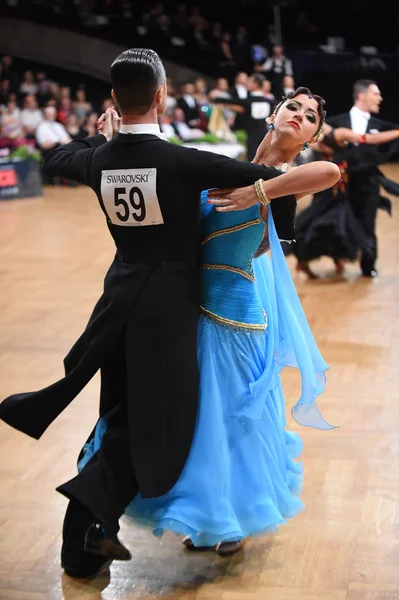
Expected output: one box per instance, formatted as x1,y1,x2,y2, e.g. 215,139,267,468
119,123,166,140
183,94,196,107
350,105,371,120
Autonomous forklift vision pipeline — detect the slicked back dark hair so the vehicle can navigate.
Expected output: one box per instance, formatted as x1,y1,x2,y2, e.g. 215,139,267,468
110,48,166,114
353,79,377,102
273,86,326,139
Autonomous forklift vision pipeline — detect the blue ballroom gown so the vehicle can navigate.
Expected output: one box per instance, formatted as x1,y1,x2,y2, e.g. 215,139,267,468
78,193,334,547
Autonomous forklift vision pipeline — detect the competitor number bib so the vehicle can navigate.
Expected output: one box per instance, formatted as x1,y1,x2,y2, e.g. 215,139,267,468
251,102,271,120
101,168,164,227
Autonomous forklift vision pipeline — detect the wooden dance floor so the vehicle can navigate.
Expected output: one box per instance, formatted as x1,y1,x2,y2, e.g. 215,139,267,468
1,164,399,600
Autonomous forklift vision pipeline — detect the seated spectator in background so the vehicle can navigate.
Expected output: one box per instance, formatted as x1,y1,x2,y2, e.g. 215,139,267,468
209,22,223,48
141,2,165,38
73,88,92,124
188,6,208,31
1,55,18,91
158,13,172,42
208,77,231,100
0,79,11,107
282,75,295,97
262,78,275,104
229,71,248,100
82,112,99,137
194,76,209,103
0,98,27,148
192,22,211,51
48,81,61,104
60,86,71,101
216,31,237,78
0,92,17,117
166,77,177,115
193,76,210,129
232,25,252,72
57,97,72,125
158,112,179,141
171,2,190,41
36,72,50,93
35,106,71,154
20,94,43,138
19,70,38,96
209,77,235,128
171,107,205,141
37,76,53,107
177,82,201,128
64,113,87,140
254,44,293,99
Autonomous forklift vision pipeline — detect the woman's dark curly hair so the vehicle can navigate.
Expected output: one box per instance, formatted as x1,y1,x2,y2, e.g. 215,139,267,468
272,86,326,140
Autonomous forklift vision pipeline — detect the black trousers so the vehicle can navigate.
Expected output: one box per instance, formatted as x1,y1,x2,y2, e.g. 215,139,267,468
350,172,380,273
57,332,139,534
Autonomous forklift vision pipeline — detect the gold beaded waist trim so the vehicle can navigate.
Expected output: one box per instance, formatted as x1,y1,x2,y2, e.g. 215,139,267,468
202,263,254,282
200,307,267,331
202,219,262,246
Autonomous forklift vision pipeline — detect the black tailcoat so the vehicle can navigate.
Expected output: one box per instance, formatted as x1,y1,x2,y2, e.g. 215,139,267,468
0,132,296,498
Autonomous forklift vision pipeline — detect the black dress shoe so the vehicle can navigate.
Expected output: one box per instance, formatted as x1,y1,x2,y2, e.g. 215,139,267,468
84,523,131,561
61,500,131,579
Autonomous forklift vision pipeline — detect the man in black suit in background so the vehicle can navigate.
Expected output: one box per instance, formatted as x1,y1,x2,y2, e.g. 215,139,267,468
327,80,399,277
176,81,202,128
0,48,313,579
214,73,274,161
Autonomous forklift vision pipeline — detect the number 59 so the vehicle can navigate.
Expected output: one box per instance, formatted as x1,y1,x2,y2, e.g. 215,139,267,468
114,187,146,222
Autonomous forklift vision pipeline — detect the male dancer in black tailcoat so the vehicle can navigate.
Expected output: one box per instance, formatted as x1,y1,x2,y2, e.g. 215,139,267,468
327,79,399,277
0,49,313,578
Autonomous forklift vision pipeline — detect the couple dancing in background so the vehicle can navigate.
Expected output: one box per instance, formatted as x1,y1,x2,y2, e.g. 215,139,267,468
288,80,399,279
0,48,339,579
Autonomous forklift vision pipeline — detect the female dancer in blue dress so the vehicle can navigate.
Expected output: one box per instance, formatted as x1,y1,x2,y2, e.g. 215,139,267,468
83,88,340,556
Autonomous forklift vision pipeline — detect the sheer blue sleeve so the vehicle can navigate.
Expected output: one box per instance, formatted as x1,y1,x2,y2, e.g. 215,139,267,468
252,207,336,430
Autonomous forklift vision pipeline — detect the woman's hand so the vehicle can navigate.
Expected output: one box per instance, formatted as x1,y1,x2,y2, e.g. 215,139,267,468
207,161,341,212
97,107,121,141
207,184,258,212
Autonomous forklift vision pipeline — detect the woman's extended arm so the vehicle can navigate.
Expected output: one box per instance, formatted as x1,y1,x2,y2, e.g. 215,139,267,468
207,161,341,212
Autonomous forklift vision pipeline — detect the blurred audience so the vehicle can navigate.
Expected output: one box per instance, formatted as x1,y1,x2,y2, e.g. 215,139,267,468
177,82,201,128
35,106,70,152
19,70,38,96
0,98,25,148
0,52,281,185
73,88,93,124
171,107,205,141
64,113,87,140
20,94,43,137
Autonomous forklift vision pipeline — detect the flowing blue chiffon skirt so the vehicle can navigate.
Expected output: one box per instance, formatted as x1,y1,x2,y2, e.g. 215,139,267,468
78,209,333,546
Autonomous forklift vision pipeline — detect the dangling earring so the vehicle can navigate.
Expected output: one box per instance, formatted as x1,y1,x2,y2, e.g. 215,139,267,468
268,123,274,131
302,141,309,151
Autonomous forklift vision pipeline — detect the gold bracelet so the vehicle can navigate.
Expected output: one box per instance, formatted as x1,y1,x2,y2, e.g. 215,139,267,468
254,179,270,206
